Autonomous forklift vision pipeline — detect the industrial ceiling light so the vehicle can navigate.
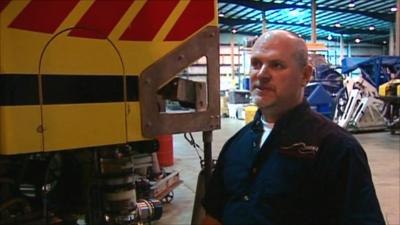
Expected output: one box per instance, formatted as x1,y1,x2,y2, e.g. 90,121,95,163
355,38,361,43
218,13,224,17
327,34,333,40
390,7,397,12
383,40,387,44
369,26,375,31
348,0,355,8
335,23,341,28
231,28,237,34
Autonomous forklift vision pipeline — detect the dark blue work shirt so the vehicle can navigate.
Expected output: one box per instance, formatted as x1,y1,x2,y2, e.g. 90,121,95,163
203,101,385,225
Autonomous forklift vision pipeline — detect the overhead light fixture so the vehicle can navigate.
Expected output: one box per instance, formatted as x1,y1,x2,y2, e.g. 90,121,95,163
369,26,375,31
355,38,361,43
218,13,224,17
231,28,237,34
383,40,387,44
327,34,333,40
390,7,397,12
335,23,341,28
348,0,355,8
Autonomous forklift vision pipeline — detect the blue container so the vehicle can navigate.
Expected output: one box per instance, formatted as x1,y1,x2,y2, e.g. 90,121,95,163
242,77,250,90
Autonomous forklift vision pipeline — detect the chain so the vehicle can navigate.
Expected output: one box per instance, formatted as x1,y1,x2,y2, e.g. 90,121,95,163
183,133,204,167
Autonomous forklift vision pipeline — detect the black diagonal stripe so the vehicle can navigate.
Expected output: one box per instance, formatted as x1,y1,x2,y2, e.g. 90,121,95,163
0,74,139,106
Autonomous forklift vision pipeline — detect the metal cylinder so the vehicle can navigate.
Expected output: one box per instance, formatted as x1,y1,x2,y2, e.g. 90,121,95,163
99,146,137,224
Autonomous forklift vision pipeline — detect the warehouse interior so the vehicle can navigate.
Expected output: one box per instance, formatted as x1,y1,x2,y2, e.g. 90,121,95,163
0,0,399,225
160,0,400,224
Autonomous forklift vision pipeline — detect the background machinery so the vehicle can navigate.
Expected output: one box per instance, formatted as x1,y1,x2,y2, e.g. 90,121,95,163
333,56,400,132
0,0,219,224
378,75,400,134
305,63,344,119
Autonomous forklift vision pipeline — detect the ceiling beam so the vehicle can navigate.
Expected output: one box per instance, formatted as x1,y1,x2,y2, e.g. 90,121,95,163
219,17,388,35
219,0,395,22
222,30,387,45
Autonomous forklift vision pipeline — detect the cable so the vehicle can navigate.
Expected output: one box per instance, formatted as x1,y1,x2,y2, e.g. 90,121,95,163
183,133,204,167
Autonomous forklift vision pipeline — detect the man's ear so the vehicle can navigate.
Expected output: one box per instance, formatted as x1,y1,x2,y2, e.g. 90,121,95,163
301,64,313,87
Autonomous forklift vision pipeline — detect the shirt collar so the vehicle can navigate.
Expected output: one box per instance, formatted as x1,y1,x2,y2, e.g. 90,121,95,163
251,100,310,134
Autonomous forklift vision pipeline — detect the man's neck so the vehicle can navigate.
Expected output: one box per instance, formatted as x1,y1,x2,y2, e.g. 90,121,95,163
260,100,303,123
260,111,279,123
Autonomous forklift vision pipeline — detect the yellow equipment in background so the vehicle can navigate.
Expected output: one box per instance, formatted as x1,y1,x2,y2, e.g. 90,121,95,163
379,79,400,97
0,1,219,224
378,79,400,134
245,105,258,124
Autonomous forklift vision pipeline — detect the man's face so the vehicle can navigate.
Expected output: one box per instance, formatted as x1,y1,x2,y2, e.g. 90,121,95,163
250,34,309,114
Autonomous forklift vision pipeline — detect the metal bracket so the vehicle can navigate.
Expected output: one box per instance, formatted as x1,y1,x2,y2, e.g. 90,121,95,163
140,26,220,137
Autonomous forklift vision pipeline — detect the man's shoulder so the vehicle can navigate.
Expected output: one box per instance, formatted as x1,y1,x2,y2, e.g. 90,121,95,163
226,121,256,144
296,110,361,151
306,113,365,159
307,110,353,139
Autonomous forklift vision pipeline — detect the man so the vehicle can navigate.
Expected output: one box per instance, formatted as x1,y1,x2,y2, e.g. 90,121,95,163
201,30,385,225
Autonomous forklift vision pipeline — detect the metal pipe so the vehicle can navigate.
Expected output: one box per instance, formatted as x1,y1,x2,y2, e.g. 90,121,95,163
348,42,352,58
262,11,267,34
230,33,236,81
202,131,213,183
390,24,395,56
396,0,400,55
311,0,317,43
340,35,344,62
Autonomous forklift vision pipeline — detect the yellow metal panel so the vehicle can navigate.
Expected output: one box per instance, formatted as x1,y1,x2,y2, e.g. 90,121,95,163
0,106,42,155
117,42,181,75
1,0,218,75
39,36,125,75
126,101,146,141
43,103,126,151
0,0,219,155
1,0,44,73
2,18,183,75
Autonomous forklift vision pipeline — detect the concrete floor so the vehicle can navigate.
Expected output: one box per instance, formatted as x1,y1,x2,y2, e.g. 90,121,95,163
155,118,400,225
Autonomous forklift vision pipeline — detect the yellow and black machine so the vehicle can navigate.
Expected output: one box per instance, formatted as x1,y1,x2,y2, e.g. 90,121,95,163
0,0,220,224
379,77,400,134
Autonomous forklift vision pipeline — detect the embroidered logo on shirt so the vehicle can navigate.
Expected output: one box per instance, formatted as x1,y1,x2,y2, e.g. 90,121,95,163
279,142,319,159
